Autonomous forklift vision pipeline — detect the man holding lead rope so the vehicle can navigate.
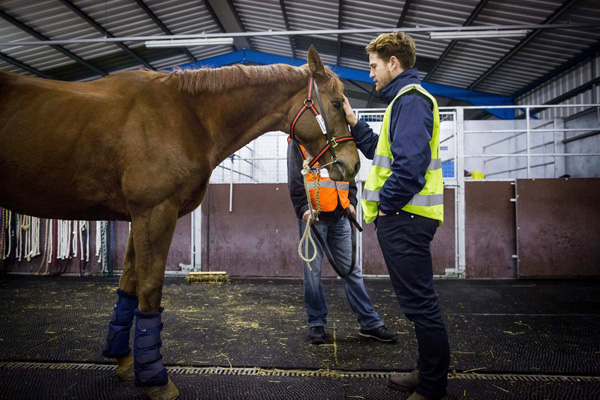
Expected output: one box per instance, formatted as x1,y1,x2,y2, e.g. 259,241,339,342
287,138,398,345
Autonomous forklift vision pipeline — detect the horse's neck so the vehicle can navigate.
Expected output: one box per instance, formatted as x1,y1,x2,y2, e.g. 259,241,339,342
207,82,302,166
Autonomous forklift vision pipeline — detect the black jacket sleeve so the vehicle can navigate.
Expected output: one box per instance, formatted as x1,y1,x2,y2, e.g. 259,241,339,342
349,181,357,208
287,139,309,220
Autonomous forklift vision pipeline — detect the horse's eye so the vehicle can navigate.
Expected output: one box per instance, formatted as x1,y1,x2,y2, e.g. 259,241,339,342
331,101,341,110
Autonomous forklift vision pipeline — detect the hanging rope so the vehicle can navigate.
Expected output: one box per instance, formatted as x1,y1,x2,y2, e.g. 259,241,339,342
0,208,6,268
298,160,322,269
101,221,108,275
37,219,51,275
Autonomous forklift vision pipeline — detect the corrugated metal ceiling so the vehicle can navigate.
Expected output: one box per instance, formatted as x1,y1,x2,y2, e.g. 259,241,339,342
0,0,598,111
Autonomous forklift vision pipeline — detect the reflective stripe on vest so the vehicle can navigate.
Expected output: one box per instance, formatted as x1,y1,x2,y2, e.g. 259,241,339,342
361,84,444,225
372,154,442,171
296,143,351,212
307,181,350,191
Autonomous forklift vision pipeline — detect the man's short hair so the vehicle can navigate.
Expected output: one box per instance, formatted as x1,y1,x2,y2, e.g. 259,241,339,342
365,32,416,70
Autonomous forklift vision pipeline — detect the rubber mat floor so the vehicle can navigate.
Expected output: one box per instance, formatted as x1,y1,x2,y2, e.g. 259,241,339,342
0,275,599,399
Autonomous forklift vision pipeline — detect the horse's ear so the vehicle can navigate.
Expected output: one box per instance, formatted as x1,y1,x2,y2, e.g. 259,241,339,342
307,45,325,77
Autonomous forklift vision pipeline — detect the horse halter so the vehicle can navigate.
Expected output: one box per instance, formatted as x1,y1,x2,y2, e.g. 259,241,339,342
289,75,354,169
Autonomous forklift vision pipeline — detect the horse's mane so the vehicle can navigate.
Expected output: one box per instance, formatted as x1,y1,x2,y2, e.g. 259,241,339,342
166,63,342,95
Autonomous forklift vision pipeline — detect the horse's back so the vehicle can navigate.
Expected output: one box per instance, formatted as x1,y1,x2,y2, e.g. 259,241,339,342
0,70,158,220
0,69,207,221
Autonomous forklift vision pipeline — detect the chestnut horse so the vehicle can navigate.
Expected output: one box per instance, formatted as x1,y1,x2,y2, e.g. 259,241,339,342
0,46,359,399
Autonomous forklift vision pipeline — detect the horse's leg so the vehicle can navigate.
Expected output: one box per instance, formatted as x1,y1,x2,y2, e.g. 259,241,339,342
130,200,179,400
103,233,138,381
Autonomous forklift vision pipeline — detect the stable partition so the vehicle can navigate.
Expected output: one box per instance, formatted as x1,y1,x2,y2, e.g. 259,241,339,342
194,179,599,278
2,180,599,279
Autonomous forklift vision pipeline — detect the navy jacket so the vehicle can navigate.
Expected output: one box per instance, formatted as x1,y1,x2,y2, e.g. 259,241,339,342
351,68,434,213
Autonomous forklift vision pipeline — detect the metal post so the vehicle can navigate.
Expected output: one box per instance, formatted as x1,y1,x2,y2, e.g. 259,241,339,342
356,181,363,272
456,108,466,277
553,118,566,178
192,206,202,271
229,156,234,212
526,106,531,178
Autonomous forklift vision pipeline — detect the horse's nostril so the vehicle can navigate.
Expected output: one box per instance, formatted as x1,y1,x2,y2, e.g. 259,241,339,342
353,161,361,176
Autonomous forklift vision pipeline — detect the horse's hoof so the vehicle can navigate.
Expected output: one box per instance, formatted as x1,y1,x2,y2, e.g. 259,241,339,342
145,377,179,400
116,354,134,381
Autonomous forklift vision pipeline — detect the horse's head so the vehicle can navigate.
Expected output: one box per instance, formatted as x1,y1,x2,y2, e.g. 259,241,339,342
288,45,360,182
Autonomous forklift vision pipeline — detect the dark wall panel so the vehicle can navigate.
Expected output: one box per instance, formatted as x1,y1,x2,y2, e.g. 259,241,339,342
200,184,304,277
517,178,600,277
360,218,384,275
112,216,191,273
5,180,597,279
360,188,455,276
432,189,456,275
465,181,517,279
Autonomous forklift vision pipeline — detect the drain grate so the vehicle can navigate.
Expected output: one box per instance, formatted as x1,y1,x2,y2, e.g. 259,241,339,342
1,361,599,383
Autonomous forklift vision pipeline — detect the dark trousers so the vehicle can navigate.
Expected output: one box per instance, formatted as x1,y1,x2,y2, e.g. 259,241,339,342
377,211,449,399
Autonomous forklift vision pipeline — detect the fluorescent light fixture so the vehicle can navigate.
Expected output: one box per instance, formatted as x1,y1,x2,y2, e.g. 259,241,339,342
145,38,234,48
430,29,529,40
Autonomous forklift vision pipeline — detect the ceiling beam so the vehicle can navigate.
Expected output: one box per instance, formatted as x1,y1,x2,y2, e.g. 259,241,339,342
518,75,600,118
58,0,154,70
1,23,596,46
396,0,413,28
279,0,296,59
467,0,580,90
134,0,196,63
0,51,55,79
346,79,374,95
513,41,600,99
336,0,343,67
0,9,107,77
204,0,253,51
424,0,490,80
366,86,377,108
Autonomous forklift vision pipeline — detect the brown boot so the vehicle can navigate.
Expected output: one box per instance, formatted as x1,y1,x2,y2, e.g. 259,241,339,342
407,392,447,400
388,369,419,392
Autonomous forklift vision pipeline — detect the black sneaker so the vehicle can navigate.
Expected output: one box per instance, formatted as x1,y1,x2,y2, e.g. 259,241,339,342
309,326,325,344
359,325,398,342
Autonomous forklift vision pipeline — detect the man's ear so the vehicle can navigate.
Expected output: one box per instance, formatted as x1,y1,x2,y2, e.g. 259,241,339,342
388,55,401,72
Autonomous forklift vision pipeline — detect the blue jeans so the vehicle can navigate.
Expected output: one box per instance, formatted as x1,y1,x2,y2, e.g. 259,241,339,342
298,217,383,330
377,210,449,399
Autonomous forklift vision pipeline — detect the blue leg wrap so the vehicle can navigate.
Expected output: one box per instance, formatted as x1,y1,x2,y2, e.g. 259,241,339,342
103,289,139,359
133,307,168,387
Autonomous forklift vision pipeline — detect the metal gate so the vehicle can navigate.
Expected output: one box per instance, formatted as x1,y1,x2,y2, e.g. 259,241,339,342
354,108,463,277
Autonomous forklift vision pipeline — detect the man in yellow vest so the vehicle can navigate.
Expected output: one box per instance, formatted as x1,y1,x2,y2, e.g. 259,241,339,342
342,32,449,400
287,139,398,345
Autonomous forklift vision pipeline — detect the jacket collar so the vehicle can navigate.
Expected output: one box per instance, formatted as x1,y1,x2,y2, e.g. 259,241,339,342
380,68,421,103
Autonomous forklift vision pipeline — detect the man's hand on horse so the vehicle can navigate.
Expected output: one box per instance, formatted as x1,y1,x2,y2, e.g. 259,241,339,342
342,95,358,128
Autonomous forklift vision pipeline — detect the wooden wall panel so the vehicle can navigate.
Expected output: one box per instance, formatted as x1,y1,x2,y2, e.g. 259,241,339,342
5,180,597,279
357,188,455,276
200,184,304,277
465,181,517,278
517,178,600,277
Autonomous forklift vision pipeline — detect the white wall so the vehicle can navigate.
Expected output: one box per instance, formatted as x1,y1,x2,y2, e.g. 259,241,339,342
210,105,600,184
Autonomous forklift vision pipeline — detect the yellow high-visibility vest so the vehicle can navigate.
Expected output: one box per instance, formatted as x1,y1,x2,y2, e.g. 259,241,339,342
362,84,443,224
